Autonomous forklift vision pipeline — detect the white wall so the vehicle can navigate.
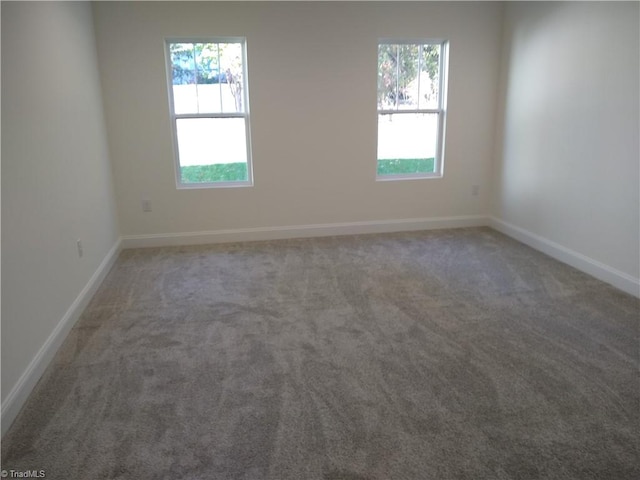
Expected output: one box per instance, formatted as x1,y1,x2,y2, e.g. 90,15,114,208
492,1,640,291
1,2,120,430
92,1,503,237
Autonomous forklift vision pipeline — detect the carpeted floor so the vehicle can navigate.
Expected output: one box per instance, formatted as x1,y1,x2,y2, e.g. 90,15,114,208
2,227,638,479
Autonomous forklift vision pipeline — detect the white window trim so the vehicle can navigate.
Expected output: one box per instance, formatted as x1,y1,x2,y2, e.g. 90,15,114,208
376,39,449,181
164,37,253,189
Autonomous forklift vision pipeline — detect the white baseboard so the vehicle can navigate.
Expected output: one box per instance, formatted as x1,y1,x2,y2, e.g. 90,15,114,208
489,216,640,298
121,215,489,249
1,238,123,437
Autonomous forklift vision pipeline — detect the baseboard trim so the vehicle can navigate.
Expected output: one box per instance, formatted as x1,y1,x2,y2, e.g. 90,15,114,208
489,217,640,298
121,215,489,249
1,237,123,437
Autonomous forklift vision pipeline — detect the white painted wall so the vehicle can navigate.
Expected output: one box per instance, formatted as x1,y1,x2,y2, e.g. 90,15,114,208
1,2,119,425
493,2,640,286
92,1,503,235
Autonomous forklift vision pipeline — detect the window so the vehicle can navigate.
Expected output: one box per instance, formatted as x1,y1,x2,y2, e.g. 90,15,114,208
377,40,448,179
166,39,252,187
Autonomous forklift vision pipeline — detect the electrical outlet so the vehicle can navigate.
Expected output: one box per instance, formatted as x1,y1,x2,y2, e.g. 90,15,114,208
142,199,152,212
472,185,480,196
77,239,83,258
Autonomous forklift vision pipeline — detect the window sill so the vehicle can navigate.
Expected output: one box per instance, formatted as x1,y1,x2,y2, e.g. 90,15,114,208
176,180,253,190
376,173,443,182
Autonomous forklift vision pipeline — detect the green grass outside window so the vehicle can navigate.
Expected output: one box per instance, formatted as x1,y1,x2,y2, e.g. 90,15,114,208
181,163,248,183
377,158,435,176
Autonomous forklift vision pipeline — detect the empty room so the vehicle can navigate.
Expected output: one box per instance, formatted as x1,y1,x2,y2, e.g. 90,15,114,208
1,1,638,478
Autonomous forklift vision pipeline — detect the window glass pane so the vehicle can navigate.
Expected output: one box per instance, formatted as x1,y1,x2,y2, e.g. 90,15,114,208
378,44,422,110
378,44,399,110
219,43,245,113
176,118,248,183
378,43,442,111
171,43,197,114
195,43,220,84
417,44,441,110
397,44,418,110
192,43,223,114
170,42,246,115
171,43,196,85
377,113,438,175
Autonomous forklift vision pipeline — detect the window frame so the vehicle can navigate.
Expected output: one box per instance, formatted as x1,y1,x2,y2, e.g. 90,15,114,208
376,38,449,181
164,37,253,189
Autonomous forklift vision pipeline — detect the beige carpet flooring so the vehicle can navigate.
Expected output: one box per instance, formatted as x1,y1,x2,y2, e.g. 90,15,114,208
2,227,638,479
